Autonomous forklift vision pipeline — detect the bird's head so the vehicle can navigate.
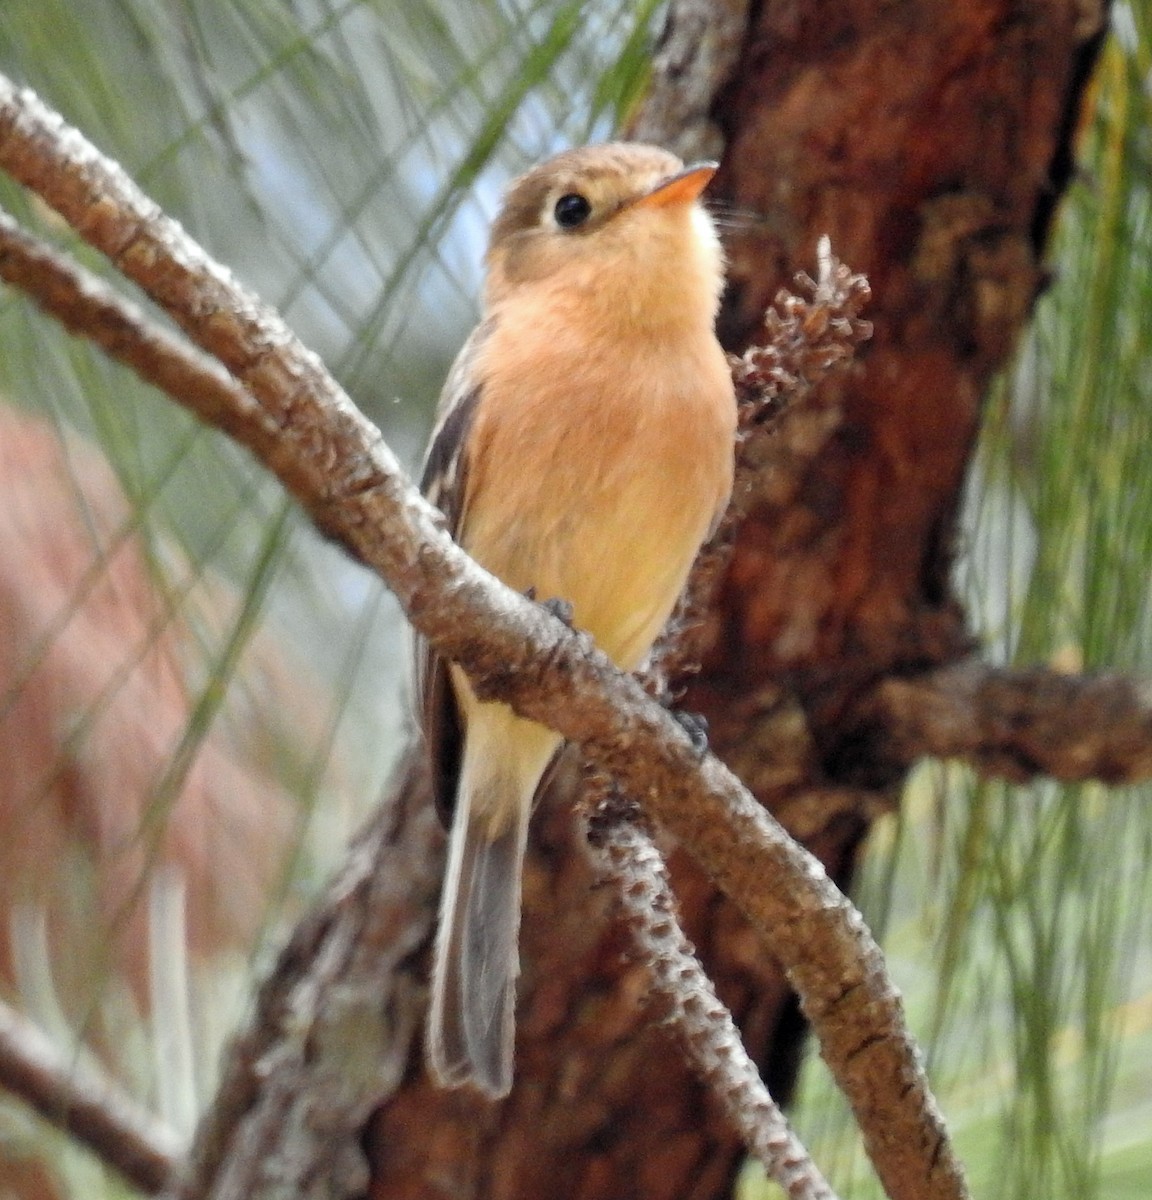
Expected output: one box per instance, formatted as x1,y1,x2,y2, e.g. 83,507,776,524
483,143,725,333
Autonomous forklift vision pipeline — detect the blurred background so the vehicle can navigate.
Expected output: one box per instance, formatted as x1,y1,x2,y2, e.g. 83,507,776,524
0,1,1149,1197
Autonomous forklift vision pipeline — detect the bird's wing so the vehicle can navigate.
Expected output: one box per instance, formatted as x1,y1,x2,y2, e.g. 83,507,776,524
416,321,490,824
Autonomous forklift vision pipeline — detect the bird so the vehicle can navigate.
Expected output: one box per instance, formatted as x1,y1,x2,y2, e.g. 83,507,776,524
417,141,736,1098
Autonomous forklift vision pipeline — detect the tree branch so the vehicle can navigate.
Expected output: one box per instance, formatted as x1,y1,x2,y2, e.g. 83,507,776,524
0,997,181,1193
0,76,967,1200
0,208,270,449
863,659,1152,784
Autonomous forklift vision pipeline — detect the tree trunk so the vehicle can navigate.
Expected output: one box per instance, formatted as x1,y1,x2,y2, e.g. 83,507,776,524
359,1,1109,1195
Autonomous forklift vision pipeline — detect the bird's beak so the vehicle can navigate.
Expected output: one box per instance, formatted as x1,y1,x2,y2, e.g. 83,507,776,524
632,162,718,209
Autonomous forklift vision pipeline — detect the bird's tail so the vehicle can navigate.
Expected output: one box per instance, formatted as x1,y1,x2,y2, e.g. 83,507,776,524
427,761,532,1097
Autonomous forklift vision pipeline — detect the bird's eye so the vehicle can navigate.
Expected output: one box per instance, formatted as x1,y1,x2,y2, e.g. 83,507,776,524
553,193,592,229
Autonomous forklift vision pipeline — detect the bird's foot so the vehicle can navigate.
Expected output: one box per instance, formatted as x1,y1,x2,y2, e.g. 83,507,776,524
527,590,575,626
671,709,710,757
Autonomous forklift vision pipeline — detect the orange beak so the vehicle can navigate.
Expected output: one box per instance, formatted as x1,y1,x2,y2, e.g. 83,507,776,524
632,162,718,209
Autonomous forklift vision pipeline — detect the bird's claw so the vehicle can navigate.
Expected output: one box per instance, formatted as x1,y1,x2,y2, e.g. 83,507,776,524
537,595,575,626
673,710,710,757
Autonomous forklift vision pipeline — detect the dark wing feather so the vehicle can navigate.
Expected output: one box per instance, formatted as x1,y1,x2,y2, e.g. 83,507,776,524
417,322,490,826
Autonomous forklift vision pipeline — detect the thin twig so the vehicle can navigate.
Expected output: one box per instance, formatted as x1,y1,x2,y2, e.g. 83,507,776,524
729,235,873,417
653,238,872,689
0,998,182,1193
595,244,871,1191
586,785,839,1200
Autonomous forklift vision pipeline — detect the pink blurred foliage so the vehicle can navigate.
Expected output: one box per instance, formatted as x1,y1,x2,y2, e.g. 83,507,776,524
0,404,297,1012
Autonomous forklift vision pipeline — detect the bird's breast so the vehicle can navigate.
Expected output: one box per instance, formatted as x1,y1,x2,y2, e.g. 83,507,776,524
460,316,735,670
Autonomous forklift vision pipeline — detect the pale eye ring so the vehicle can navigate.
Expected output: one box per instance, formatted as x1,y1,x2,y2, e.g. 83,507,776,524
553,193,592,229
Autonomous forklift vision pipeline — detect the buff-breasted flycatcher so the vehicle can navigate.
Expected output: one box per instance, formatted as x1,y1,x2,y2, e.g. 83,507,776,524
417,142,736,1097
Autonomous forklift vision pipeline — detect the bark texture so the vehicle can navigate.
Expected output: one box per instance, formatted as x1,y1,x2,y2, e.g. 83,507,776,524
366,1,1107,1197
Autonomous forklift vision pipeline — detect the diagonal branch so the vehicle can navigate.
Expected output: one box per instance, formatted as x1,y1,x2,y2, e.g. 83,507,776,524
0,207,273,444
0,205,850,1193
0,998,181,1193
0,76,967,1200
